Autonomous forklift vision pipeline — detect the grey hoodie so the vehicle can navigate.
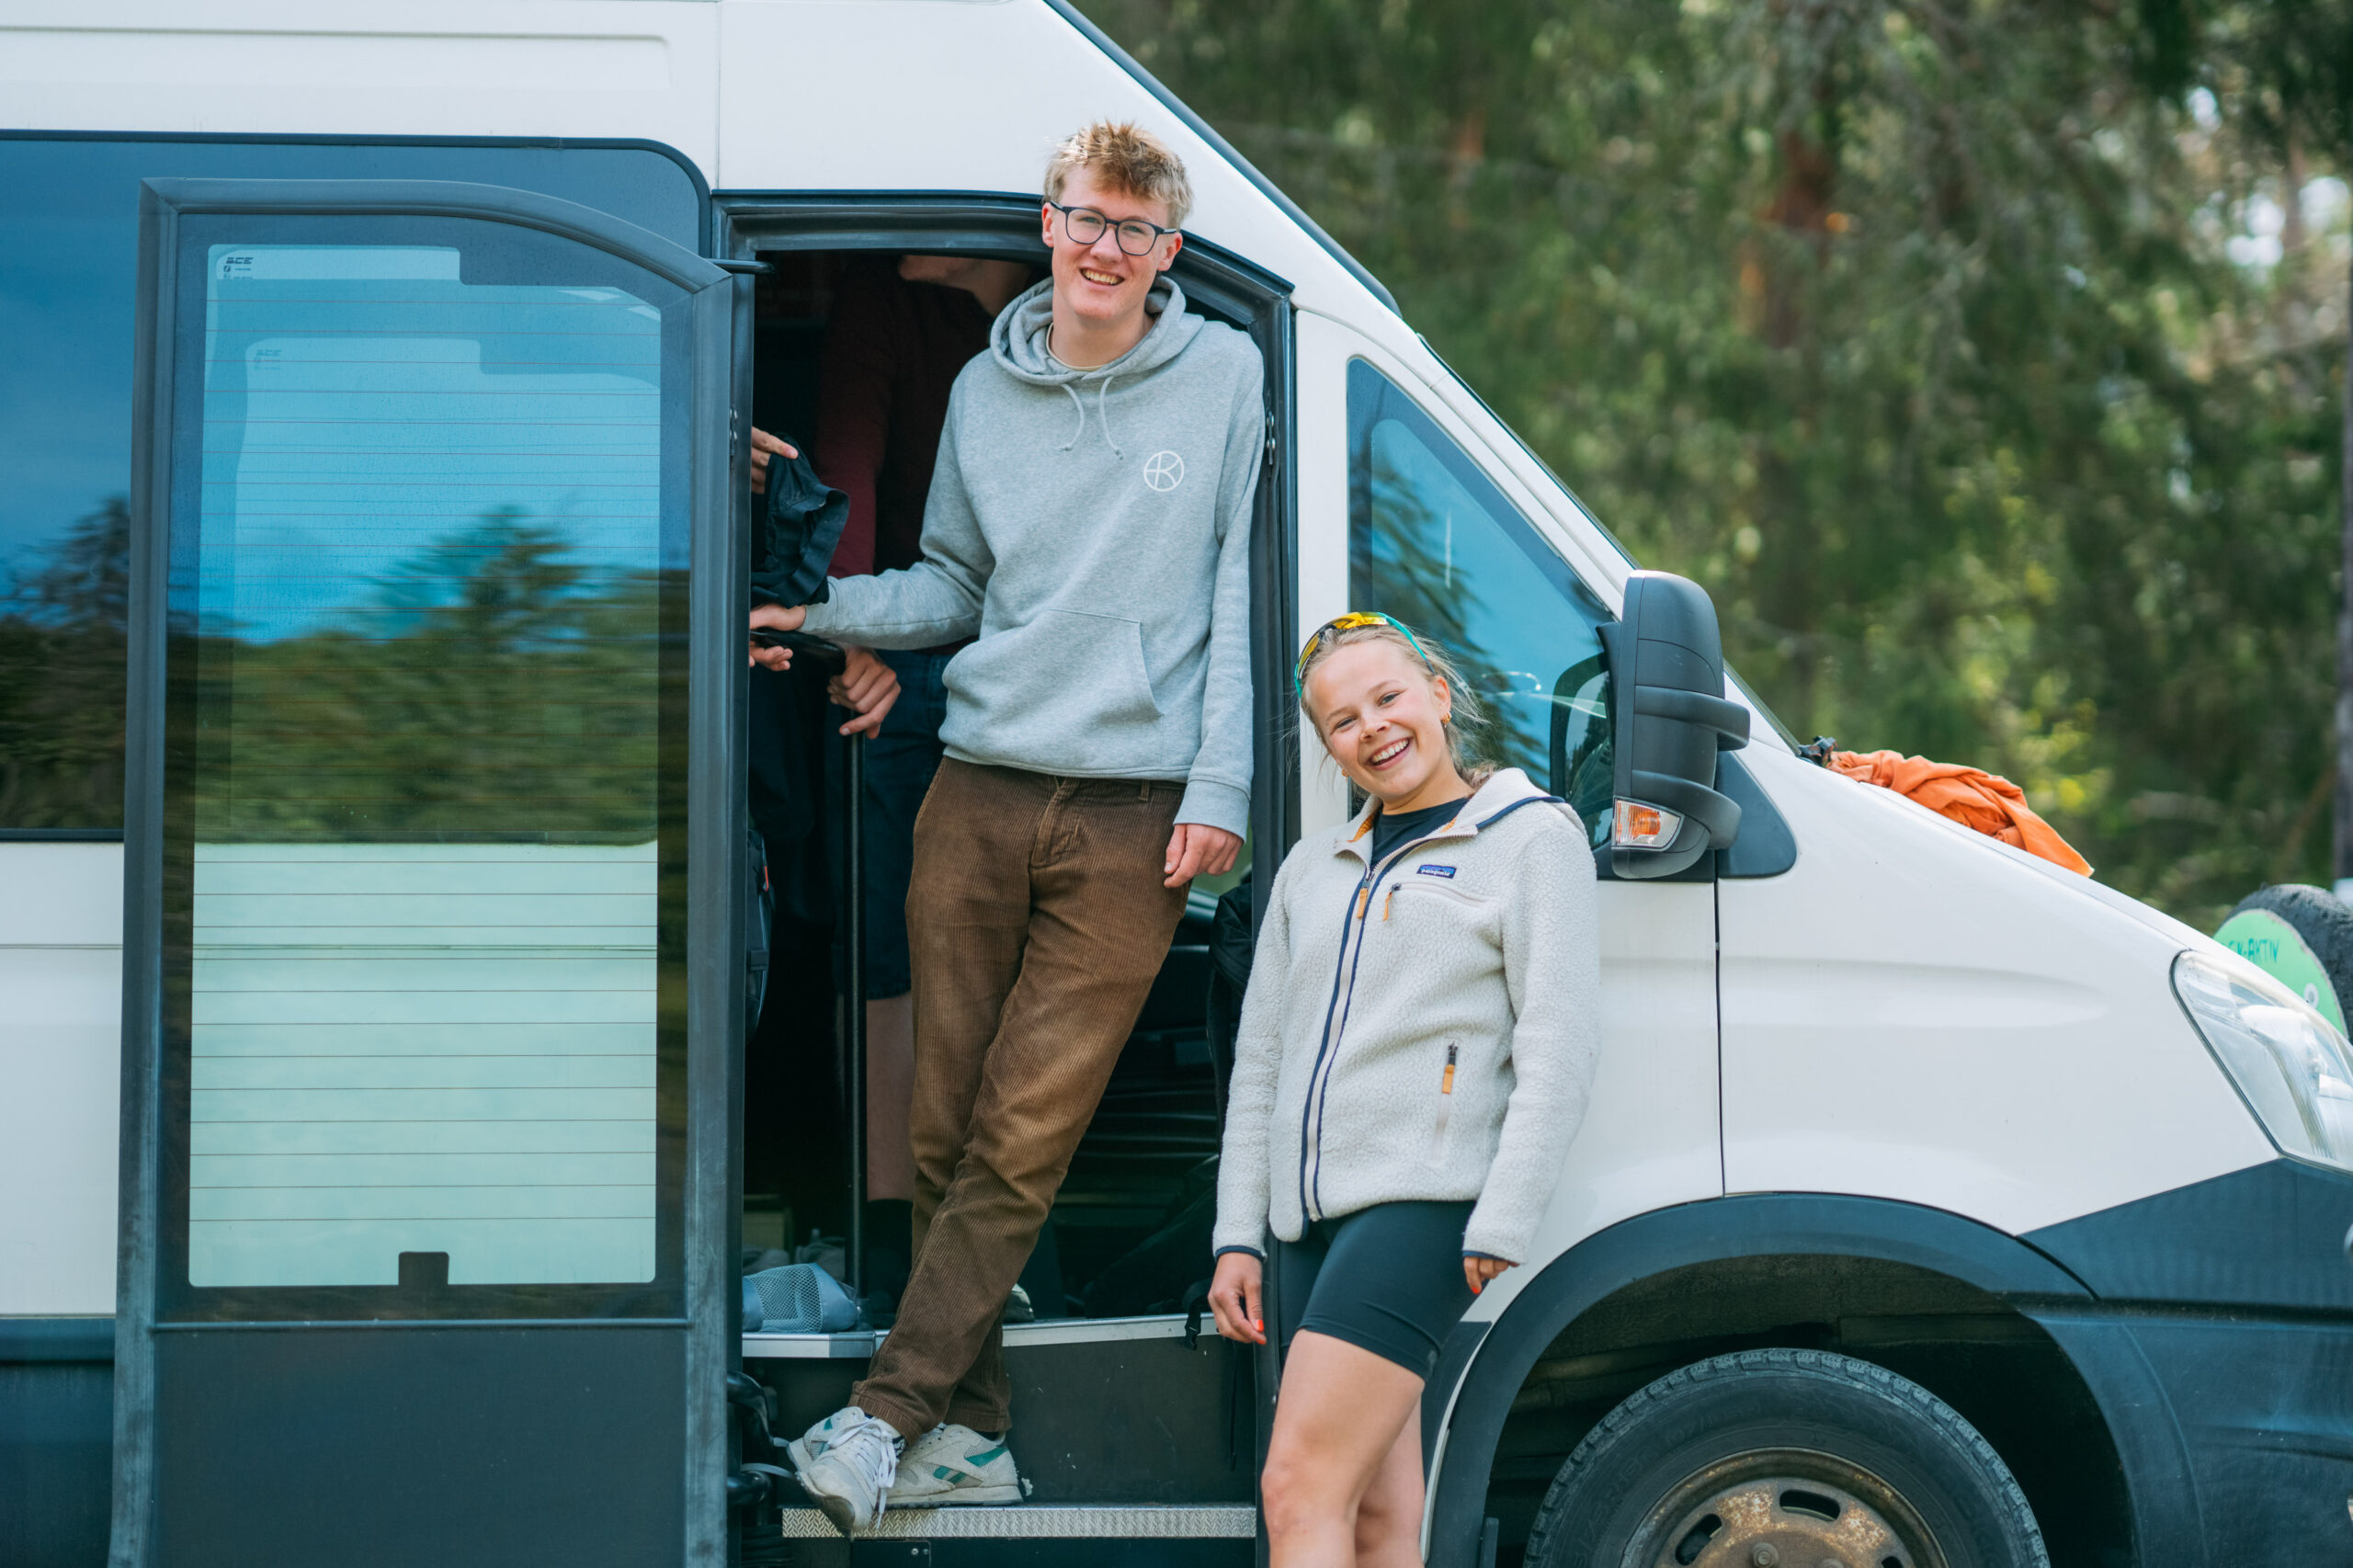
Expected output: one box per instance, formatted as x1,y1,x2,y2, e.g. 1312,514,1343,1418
801,277,1263,836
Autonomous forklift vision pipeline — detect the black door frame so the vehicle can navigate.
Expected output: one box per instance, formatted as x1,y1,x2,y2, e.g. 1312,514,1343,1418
113,176,747,1568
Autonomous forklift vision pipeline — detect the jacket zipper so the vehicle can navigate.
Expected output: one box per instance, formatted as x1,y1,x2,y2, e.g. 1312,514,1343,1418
1298,865,1379,1224
1427,1042,1458,1161
1296,827,1460,1223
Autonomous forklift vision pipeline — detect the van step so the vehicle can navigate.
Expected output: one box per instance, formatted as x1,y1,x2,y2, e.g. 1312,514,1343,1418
774,1504,1256,1539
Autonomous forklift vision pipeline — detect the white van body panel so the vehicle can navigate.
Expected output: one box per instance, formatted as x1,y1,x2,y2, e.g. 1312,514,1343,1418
0,1,723,174
1719,743,2272,1236
714,2,1382,319
0,0,1398,325
0,842,122,1315
1468,879,1724,1322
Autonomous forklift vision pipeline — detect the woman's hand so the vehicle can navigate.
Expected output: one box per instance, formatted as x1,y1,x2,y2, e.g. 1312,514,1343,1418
830,647,901,737
748,602,807,670
1208,1251,1265,1345
1464,1255,1515,1295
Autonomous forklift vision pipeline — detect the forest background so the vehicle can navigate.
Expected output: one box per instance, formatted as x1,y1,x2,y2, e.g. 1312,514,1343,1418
1076,0,2353,929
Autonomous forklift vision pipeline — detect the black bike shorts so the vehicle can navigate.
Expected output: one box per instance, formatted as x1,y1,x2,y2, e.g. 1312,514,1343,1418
1274,1199,1479,1380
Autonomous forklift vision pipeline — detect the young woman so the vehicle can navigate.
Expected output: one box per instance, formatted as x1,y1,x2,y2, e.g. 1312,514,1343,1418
1209,612,1601,1567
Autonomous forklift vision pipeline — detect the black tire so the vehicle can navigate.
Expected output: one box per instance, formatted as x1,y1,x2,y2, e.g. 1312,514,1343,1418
1523,1348,2047,1568
2223,883,2353,1020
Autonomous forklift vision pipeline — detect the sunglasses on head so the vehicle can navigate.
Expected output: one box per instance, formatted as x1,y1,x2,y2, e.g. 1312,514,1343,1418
1294,611,1434,699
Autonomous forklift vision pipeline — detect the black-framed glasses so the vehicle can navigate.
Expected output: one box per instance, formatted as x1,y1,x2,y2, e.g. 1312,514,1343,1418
1046,200,1178,256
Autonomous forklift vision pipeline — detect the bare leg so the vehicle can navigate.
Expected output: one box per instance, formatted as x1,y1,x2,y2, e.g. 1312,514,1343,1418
1262,1331,1426,1568
1351,1410,1427,1568
865,992,915,1201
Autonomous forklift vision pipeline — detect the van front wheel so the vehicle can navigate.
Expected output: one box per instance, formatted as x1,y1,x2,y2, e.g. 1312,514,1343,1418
1521,1348,2048,1568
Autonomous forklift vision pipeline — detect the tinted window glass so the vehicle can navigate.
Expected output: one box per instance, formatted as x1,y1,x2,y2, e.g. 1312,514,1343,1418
0,136,699,831
159,216,691,1319
1346,358,1614,841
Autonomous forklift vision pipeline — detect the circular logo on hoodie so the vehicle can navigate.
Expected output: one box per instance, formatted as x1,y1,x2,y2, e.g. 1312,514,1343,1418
1142,450,1186,492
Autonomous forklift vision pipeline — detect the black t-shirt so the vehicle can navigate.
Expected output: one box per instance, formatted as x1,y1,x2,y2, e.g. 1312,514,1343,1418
1370,796,1473,865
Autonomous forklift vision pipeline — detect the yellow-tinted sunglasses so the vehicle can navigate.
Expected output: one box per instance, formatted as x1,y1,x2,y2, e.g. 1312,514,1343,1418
1294,611,1434,699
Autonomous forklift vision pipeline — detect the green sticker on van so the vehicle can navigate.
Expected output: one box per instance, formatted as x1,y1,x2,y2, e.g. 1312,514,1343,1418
2215,908,2349,1035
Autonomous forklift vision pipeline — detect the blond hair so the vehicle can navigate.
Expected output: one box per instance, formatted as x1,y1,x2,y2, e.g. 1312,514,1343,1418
1298,620,1495,788
1045,120,1193,231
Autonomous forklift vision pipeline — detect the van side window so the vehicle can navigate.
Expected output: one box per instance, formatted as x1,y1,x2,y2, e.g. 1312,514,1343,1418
153,222,696,1317
1346,358,1613,842
0,138,700,834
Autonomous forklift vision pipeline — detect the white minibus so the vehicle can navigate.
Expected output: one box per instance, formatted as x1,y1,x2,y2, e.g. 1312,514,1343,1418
3,5,2349,1566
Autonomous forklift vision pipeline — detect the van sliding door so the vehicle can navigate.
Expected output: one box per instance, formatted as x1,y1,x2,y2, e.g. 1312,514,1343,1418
114,179,747,1568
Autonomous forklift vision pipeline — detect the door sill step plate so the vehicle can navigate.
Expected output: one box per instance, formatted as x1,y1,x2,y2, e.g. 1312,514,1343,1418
774,1504,1255,1539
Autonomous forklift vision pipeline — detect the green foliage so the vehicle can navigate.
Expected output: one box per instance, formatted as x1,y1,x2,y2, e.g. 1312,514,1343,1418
1082,0,2351,926
0,496,129,827
186,512,667,844
0,505,668,841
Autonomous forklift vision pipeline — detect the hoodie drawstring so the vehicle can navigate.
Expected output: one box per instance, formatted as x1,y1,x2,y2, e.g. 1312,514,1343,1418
1096,374,1121,457
1057,375,1124,456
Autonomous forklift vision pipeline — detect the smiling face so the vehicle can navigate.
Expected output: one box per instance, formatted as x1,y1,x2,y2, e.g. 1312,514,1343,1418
1041,169,1180,344
1305,638,1470,813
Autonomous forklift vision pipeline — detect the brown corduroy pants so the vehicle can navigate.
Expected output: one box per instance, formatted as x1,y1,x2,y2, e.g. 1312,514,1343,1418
852,759,1188,1439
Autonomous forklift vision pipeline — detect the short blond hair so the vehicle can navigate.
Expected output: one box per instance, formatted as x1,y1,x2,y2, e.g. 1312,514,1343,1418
1044,120,1193,231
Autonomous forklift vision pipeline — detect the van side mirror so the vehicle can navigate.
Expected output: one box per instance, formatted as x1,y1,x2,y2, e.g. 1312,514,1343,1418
1597,571,1749,879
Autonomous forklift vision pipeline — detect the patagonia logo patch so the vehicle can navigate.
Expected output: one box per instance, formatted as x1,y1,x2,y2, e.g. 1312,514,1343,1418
1418,864,1458,878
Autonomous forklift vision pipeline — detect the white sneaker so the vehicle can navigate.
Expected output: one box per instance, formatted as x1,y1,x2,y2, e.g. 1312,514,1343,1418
792,1405,902,1534
887,1424,1027,1507
784,1405,859,1474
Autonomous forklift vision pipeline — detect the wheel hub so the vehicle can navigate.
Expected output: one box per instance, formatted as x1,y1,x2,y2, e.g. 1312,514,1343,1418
1630,1449,1940,1568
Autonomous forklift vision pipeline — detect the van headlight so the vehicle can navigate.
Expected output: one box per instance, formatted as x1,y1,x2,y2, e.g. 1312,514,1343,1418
2173,949,2353,1171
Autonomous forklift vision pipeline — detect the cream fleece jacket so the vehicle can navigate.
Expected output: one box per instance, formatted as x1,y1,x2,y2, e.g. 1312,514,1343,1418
1212,767,1602,1263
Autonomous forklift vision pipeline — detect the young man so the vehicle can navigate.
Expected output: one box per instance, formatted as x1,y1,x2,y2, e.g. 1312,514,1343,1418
748,120,1263,1530
749,251,1037,1307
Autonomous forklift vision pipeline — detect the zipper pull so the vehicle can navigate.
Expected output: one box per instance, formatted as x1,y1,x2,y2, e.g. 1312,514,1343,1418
1441,1042,1458,1095
1384,883,1398,921
1354,885,1370,920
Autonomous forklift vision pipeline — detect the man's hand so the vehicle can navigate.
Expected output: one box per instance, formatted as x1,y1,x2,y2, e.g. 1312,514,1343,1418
1208,1251,1265,1346
748,427,799,497
1464,1255,1516,1296
829,647,901,738
748,601,808,671
1164,824,1242,889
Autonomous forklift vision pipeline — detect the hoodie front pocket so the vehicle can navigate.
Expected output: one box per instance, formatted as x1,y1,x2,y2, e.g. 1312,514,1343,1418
944,608,1164,767
1007,608,1160,720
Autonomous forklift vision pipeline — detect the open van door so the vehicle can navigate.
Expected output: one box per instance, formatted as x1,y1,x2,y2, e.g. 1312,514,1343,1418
112,179,750,1568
